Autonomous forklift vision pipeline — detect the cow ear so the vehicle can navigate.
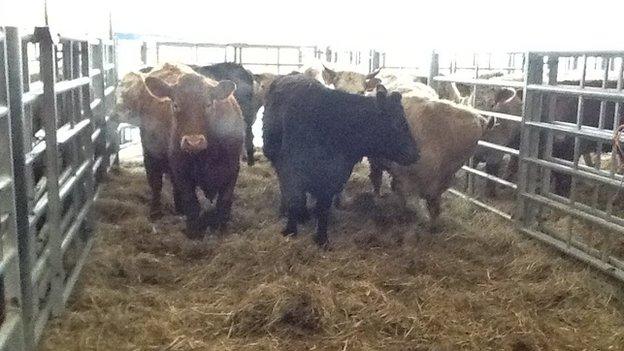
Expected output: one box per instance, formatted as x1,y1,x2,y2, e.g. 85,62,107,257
322,65,336,84
213,80,236,100
366,67,381,79
144,76,173,100
494,88,516,104
365,77,381,92
389,91,402,104
375,84,388,103
454,82,473,97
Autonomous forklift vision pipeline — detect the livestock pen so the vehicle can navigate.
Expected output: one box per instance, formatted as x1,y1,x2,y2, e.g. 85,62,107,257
0,26,624,351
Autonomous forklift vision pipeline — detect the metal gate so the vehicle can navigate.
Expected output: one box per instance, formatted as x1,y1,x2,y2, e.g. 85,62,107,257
401,50,624,282
517,51,624,281
0,26,118,351
0,27,26,351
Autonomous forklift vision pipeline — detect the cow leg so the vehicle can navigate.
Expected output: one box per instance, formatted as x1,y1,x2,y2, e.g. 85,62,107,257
144,152,165,220
553,172,571,197
369,158,383,196
485,161,500,198
213,174,238,229
282,187,306,236
173,176,203,239
582,153,594,168
173,186,184,215
505,157,519,182
426,196,441,233
314,195,332,248
245,123,255,166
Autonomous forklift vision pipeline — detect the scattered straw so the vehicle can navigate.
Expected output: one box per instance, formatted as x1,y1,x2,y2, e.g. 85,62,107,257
41,156,624,351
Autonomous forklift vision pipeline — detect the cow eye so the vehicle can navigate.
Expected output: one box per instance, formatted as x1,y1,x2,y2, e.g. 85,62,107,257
172,102,179,112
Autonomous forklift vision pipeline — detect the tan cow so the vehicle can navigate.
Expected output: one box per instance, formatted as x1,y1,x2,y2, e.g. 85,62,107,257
372,96,494,231
321,65,381,94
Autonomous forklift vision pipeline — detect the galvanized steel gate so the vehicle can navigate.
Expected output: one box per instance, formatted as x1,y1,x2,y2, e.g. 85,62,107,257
0,26,118,351
416,51,624,283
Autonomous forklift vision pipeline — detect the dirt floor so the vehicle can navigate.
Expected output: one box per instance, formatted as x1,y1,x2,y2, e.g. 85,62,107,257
41,155,624,351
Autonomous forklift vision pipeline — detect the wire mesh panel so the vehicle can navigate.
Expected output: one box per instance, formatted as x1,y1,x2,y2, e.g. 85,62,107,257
517,51,624,281
0,27,26,351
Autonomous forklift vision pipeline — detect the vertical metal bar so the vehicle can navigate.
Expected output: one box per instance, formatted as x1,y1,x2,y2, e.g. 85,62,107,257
155,42,160,64
297,47,302,69
20,42,29,89
517,52,544,226
37,26,65,317
566,55,587,246
428,51,438,88
94,40,108,179
540,55,559,198
5,26,28,351
276,48,280,74
140,41,147,67
79,40,96,237
606,57,624,222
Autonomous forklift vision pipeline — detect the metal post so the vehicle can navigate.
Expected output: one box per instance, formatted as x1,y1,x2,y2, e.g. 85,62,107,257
516,52,544,226
4,26,28,351
96,40,109,175
140,42,147,67
428,50,439,88
36,26,65,317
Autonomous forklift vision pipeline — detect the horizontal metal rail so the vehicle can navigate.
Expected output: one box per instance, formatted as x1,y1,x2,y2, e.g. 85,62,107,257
447,189,513,220
433,76,524,89
477,140,520,156
525,120,622,143
526,84,624,101
524,157,624,188
460,165,518,189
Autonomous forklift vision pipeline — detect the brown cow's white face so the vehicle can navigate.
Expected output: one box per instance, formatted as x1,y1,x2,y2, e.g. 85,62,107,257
144,73,236,153
322,66,380,94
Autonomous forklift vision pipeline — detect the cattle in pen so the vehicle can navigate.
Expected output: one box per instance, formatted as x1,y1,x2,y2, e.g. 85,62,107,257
136,63,257,166
116,63,245,238
263,75,419,246
368,96,494,231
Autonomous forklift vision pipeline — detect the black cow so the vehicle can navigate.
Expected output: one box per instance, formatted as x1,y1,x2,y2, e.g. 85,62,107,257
263,75,420,246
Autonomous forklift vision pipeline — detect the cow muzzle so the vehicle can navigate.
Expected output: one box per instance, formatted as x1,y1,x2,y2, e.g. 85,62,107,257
180,135,208,153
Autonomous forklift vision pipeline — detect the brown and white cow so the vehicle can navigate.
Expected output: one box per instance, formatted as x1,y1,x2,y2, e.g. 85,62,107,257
118,63,245,238
321,65,381,94
370,96,494,231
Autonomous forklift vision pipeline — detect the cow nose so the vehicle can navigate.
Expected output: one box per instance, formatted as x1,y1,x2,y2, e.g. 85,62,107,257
180,135,208,152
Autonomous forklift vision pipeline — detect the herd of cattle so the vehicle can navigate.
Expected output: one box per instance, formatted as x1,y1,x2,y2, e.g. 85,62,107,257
115,60,620,246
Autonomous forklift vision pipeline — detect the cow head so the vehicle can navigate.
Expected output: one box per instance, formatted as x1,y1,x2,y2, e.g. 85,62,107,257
144,73,236,153
322,65,381,94
252,73,278,106
374,85,420,165
114,72,146,126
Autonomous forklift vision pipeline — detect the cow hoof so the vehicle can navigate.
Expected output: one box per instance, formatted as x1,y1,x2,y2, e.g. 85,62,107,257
281,227,297,237
149,209,163,221
184,229,204,240
313,235,329,249
429,224,441,234
298,209,311,223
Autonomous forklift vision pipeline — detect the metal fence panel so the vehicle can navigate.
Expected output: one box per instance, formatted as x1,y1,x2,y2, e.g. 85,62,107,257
516,51,624,281
0,27,27,351
0,26,118,351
